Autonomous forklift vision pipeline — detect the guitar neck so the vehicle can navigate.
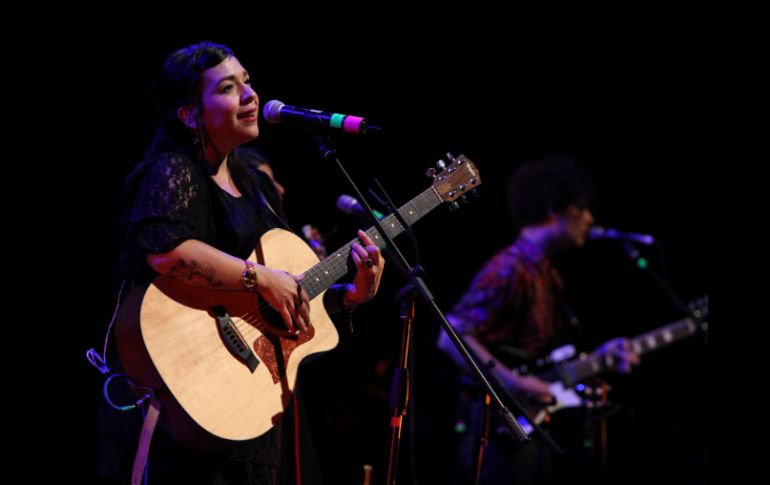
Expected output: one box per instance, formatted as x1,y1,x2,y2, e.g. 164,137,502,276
299,187,443,300
556,316,702,386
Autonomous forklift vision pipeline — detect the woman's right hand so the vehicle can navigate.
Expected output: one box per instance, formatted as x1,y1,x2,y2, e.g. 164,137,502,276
257,268,310,334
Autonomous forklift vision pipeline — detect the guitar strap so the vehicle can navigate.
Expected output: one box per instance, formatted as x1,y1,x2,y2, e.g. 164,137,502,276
293,392,303,485
130,394,162,485
257,188,293,233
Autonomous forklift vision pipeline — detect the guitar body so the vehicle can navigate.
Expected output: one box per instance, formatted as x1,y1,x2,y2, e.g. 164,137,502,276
116,228,339,449
114,153,482,450
529,381,585,426
514,297,708,434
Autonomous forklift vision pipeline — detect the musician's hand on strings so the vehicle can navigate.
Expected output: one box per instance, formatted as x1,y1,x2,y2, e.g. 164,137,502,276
344,230,385,306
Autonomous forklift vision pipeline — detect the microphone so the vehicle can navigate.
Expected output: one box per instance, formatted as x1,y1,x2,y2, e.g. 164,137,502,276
336,194,384,220
589,226,655,245
263,100,381,135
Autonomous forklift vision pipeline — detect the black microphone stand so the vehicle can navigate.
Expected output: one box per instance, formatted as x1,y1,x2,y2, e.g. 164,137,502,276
372,173,561,485
605,241,706,476
621,241,709,356
385,284,417,485
312,133,531,485
621,242,690,314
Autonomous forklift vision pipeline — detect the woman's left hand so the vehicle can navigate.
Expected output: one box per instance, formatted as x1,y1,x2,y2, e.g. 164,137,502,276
345,229,385,306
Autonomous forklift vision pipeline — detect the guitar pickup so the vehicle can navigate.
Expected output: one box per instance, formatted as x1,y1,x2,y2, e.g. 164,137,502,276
212,305,260,373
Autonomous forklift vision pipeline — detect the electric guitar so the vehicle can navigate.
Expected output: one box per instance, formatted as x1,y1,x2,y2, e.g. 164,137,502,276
518,296,709,432
116,154,481,449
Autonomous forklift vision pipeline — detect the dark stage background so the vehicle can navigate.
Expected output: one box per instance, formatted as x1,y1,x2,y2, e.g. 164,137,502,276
48,22,708,485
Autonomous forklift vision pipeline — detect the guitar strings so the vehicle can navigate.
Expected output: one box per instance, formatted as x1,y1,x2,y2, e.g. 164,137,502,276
231,189,441,338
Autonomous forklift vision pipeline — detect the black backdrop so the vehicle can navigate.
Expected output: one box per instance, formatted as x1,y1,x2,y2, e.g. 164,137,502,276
44,20,708,485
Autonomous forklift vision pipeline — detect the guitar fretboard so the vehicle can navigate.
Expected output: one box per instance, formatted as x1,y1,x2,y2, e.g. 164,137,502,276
555,316,701,386
299,187,443,300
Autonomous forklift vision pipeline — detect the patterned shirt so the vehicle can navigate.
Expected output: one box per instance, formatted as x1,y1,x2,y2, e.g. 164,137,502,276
448,237,569,362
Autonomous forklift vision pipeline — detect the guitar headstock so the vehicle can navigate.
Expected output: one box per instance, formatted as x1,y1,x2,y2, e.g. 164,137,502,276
430,153,482,202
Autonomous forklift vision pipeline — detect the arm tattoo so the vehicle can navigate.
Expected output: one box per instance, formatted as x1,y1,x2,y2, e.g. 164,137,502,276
169,259,224,288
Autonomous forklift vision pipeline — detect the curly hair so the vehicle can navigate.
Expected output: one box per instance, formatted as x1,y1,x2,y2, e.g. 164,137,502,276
506,155,596,235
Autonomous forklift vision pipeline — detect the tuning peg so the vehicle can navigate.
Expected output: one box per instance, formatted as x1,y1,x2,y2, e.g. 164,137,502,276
448,201,460,211
426,167,437,178
470,188,480,198
461,195,469,204
446,152,457,163
436,160,446,169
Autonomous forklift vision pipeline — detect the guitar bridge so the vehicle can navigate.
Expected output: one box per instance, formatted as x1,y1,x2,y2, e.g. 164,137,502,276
212,305,260,373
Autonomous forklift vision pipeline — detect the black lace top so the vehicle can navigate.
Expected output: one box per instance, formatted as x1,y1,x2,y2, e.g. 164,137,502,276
124,148,285,283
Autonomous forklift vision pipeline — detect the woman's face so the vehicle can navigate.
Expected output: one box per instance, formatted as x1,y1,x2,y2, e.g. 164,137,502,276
198,56,259,151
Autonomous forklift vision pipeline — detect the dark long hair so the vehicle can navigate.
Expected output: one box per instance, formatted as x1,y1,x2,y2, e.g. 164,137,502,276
118,42,260,278
148,41,233,159
125,41,262,198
